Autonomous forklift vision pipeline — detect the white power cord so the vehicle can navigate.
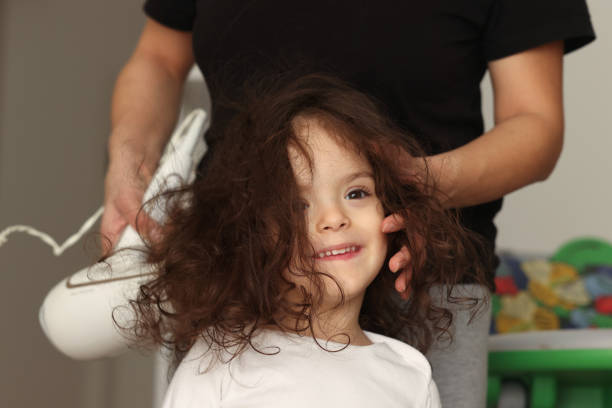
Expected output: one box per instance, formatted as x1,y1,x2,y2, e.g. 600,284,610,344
0,207,104,256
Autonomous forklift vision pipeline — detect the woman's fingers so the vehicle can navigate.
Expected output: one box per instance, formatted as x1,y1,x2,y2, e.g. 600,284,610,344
134,211,162,244
389,246,411,273
100,202,160,254
99,205,127,254
382,213,404,233
382,213,420,299
101,152,159,253
394,268,413,300
389,246,413,299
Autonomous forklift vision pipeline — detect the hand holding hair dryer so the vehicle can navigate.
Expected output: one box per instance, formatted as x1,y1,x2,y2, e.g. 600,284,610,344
38,110,208,359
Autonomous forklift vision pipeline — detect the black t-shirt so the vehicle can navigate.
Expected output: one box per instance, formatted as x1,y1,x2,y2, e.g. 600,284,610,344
143,0,595,280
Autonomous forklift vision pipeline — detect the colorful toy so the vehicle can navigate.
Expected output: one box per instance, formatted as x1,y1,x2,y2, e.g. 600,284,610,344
488,238,612,408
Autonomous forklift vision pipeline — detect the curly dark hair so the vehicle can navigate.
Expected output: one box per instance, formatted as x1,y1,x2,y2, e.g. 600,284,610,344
119,72,492,372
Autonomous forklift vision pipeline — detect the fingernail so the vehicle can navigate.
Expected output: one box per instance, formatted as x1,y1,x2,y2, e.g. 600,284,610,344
382,222,392,233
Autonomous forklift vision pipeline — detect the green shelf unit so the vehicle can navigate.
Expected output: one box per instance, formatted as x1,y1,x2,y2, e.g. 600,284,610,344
487,349,612,408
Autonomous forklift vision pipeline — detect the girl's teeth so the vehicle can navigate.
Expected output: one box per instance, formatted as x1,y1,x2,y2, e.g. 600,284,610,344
318,246,357,258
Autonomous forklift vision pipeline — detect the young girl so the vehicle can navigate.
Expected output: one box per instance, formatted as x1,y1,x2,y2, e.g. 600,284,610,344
125,73,490,407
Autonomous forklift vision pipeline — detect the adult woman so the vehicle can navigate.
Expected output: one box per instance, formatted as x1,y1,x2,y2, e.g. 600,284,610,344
101,2,595,406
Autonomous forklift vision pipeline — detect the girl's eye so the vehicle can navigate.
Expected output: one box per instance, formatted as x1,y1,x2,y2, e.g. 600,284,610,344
345,189,370,200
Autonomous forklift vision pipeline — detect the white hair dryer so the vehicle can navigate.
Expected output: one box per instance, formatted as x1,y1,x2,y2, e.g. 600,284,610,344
38,110,208,360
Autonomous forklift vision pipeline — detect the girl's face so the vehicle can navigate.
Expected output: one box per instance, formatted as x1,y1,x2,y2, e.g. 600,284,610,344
289,117,388,305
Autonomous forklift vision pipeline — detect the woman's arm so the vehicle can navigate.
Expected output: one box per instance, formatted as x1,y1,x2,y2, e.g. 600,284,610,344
384,41,564,294
101,18,194,249
428,40,564,208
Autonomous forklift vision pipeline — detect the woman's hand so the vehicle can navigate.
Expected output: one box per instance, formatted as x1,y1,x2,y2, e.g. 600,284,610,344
382,214,414,300
100,145,159,253
378,145,431,300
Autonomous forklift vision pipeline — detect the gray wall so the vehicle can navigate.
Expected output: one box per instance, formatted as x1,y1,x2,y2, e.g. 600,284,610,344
0,1,153,407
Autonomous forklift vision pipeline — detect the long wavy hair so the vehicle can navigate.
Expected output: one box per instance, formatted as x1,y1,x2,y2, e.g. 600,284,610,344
120,72,492,372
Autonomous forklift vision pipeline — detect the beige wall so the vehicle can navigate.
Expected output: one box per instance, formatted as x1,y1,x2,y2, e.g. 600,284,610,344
0,1,153,407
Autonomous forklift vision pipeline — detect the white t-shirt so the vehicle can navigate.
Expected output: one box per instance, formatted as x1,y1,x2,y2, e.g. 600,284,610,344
162,329,441,408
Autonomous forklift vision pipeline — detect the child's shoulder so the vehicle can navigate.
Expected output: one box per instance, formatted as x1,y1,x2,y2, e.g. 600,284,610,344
162,340,226,408
363,330,433,375
360,331,438,406
365,331,438,381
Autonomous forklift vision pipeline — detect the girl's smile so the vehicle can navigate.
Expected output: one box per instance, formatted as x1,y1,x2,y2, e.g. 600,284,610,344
314,244,362,260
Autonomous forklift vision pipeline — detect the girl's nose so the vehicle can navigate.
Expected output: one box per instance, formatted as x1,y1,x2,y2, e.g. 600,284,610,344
316,205,350,232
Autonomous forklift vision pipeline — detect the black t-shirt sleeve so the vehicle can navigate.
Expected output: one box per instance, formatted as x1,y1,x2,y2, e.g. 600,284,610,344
143,0,196,32
483,0,595,61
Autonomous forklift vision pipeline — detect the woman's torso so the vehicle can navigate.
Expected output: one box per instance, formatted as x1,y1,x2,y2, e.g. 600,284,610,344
144,0,595,284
